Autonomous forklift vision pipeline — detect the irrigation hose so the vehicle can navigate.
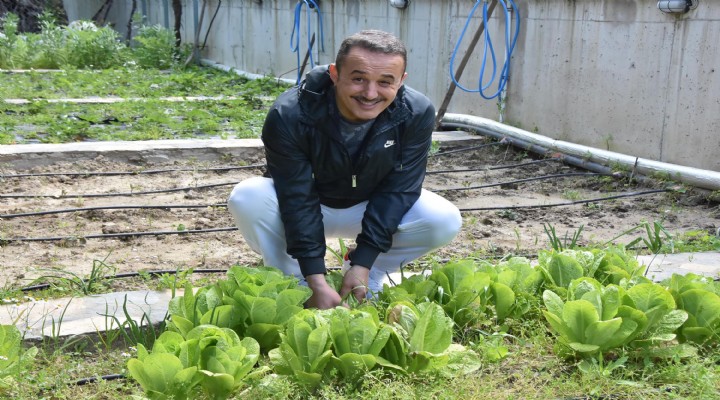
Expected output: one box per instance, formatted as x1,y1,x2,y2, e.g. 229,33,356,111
0,170,601,218
0,163,265,178
73,374,126,386
0,181,239,199
1,189,674,243
426,158,563,175
0,142,523,200
0,227,237,244
0,204,227,219
436,172,611,192
21,268,230,292
458,189,672,211
0,142,497,180
429,141,504,157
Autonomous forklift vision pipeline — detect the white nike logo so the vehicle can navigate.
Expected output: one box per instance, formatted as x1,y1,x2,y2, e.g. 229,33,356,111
384,140,395,148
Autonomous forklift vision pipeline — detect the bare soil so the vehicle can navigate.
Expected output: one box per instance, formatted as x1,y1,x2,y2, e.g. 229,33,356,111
1,137,718,290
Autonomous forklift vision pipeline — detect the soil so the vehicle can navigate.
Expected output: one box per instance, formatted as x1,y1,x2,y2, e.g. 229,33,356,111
1,137,718,290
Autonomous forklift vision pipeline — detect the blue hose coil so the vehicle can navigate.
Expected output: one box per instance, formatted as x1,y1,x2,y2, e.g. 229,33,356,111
450,0,521,100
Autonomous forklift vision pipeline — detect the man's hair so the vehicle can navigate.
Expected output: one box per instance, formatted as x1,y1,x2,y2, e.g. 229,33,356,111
335,30,407,72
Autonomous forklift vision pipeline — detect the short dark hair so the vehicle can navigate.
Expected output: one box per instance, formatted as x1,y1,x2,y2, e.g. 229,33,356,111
335,30,407,72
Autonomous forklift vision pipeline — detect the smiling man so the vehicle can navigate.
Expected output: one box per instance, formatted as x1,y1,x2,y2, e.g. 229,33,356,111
228,30,461,309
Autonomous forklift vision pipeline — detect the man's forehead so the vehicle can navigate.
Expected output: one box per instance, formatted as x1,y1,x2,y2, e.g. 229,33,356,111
342,49,405,78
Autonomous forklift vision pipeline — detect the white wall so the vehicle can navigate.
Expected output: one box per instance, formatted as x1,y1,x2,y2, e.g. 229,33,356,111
63,0,720,172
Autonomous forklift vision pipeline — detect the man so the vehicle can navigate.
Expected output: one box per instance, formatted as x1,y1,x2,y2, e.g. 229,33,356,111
228,30,461,309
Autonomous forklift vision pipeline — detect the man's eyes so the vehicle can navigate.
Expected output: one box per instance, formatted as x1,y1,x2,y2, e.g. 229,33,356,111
351,78,393,86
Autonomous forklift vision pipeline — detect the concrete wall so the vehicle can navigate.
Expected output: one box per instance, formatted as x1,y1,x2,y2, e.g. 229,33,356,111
63,0,720,172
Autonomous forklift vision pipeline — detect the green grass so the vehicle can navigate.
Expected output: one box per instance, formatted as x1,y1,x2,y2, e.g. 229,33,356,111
0,68,289,144
0,67,286,99
3,319,717,399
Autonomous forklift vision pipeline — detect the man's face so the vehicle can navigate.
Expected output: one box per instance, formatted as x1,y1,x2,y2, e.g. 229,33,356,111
329,47,407,122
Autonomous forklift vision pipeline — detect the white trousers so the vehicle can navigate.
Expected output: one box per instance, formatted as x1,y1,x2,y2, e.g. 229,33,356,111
227,177,462,291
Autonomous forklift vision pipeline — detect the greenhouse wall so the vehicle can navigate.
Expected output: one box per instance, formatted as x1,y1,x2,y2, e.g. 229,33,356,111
62,0,720,172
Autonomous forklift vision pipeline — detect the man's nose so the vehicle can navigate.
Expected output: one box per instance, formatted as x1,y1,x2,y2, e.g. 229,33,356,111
362,82,378,99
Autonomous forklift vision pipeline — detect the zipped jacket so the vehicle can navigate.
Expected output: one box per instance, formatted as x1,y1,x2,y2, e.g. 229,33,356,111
261,65,435,276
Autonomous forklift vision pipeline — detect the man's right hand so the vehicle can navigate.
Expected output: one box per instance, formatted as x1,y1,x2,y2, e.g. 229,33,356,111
305,274,342,309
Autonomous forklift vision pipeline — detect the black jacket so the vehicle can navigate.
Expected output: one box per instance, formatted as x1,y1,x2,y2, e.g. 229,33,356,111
261,65,435,276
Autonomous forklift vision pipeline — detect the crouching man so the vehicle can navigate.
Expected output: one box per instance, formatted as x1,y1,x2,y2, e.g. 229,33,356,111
228,30,461,309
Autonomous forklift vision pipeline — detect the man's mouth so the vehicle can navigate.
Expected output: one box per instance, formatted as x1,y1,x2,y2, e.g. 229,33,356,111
353,97,382,106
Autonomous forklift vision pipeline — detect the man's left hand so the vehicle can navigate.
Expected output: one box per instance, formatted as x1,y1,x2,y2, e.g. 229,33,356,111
340,265,370,303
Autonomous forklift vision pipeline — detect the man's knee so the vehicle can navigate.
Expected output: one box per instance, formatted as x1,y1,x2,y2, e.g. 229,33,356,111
428,205,462,247
227,177,275,219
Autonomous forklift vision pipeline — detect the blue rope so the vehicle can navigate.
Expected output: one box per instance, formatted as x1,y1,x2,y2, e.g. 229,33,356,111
290,0,325,84
449,0,521,100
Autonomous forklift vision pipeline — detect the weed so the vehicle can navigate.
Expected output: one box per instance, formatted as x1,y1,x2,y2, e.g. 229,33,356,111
543,223,583,251
562,189,581,201
32,256,116,296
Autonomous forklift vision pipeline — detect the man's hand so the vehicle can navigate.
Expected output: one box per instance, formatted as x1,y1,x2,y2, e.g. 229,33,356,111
340,265,370,303
305,274,342,309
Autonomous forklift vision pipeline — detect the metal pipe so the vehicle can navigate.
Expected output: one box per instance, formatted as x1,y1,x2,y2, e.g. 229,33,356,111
439,121,620,177
441,113,720,190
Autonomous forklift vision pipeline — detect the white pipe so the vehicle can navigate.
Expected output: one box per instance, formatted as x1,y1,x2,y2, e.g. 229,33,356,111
443,113,720,191
200,59,296,85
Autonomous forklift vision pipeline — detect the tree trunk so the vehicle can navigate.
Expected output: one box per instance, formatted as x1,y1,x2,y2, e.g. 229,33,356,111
172,0,182,46
0,0,45,32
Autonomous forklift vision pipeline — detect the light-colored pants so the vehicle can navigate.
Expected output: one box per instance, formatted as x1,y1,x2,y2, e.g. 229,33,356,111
227,177,462,292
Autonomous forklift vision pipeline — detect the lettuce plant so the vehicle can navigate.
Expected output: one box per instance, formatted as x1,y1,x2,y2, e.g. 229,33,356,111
166,283,245,337
429,260,493,328
327,307,393,384
128,326,265,400
268,309,333,389
167,266,311,352
619,282,687,347
128,331,202,400
592,246,645,284
384,301,481,375
538,249,603,291
0,325,38,390
543,277,688,357
378,273,438,305
219,267,311,352
231,286,312,352
543,277,638,356
491,257,544,321
668,274,720,346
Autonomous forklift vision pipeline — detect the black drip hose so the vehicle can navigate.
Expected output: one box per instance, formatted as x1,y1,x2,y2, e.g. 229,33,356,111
0,163,265,179
73,374,126,386
1,190,673,243
439,122,624,177
1,227,237,244
21,268,229,292
437,172,610,192
459,189,671,211
0,181,238,199
426,158,562,175
0,204,227,219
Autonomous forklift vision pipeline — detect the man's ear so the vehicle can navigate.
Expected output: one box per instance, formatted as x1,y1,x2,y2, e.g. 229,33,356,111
400,71,408,85
328,63,339,84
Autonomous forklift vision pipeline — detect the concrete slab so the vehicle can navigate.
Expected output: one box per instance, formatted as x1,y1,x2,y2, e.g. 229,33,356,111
0,290,177,341
639,252,720,282
0,132,481,170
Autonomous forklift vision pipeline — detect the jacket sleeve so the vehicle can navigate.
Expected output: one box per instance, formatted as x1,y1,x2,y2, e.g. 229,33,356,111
262,105,327,277
351,95,436,269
